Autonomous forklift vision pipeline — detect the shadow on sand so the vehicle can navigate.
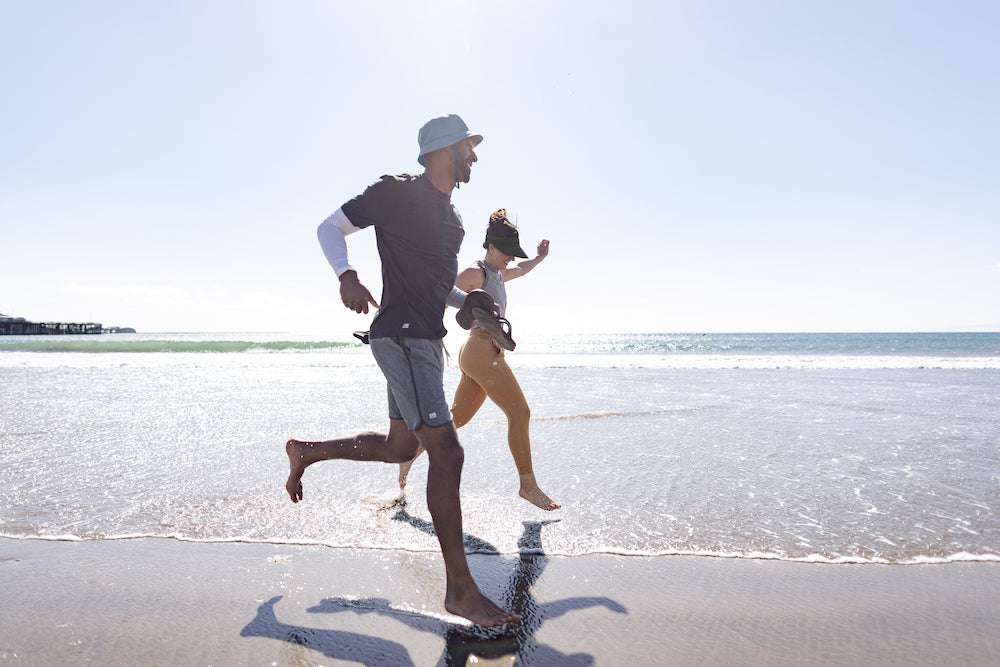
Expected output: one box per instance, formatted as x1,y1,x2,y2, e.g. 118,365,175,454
241,505,627,666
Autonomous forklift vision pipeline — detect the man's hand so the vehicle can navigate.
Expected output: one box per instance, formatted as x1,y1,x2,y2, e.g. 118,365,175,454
339,271,379,314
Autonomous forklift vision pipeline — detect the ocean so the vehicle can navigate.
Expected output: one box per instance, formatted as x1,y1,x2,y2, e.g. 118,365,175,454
2,332,998,565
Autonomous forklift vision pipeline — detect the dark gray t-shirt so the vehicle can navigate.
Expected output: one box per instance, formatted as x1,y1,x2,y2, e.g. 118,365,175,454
341,174,464,340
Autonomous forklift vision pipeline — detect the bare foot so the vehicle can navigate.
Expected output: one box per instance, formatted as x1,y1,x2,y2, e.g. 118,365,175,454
519,473,561,511
285,439,307,503
445,590,521,628
519,486,561,511
397,446,424,490
398,458,414,490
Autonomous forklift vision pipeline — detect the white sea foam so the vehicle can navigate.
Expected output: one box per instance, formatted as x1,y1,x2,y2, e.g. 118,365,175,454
514,353,1000,370
2,333,998,564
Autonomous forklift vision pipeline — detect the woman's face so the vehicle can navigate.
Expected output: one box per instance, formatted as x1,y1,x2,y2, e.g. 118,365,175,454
489,245,515,267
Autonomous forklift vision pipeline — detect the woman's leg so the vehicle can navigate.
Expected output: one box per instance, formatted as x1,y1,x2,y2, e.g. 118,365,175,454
451,369,489,428
398,336,489,489
458,332,560,510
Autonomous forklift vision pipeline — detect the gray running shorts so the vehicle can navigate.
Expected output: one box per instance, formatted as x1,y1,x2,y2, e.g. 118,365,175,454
369,336,452,431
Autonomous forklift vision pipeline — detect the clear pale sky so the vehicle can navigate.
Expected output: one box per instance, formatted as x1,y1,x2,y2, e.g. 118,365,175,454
3,1,998,336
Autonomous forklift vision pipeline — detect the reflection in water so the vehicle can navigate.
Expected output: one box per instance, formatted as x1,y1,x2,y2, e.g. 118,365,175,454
241,507,627,665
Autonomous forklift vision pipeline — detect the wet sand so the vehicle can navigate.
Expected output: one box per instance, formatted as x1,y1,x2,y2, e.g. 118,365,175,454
1,537,998,665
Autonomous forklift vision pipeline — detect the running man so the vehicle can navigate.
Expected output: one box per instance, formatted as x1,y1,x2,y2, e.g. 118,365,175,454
285,114,519,628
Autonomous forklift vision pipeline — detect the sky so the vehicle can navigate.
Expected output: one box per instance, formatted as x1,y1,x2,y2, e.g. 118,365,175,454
2,0,998,336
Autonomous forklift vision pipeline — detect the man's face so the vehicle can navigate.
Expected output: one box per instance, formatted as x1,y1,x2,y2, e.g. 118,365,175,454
454,138,479,183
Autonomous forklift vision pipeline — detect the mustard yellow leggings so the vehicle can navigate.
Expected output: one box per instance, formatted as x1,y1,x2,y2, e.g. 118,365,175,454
451,329,533,475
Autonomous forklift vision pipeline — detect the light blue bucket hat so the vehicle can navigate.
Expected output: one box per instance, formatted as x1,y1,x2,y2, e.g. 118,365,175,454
417,114,483,166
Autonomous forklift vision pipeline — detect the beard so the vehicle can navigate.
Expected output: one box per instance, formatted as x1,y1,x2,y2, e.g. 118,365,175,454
456,160,472,183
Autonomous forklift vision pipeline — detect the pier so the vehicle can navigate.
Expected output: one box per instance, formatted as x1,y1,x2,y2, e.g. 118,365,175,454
0,317,135,335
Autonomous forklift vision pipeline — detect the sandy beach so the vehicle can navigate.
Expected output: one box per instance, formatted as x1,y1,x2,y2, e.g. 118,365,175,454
1,537,998,666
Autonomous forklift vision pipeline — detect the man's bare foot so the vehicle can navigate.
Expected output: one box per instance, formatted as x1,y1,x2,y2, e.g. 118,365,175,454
285,439,307,503
445,590,521,628
519,473,561,511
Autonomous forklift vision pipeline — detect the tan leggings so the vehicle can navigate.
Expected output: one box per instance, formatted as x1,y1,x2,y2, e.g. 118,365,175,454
451,330,533,474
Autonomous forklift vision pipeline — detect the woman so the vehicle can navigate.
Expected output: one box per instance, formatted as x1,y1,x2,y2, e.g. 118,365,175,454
399,209,560,511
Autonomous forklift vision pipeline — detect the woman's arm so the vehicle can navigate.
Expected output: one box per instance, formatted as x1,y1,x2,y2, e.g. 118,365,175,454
455,264,487,292
501,239,549,282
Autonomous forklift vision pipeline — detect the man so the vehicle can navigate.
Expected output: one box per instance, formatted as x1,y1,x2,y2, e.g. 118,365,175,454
284,114,520,628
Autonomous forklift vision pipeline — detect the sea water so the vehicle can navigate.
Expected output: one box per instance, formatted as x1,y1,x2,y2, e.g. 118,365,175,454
1,332,998,565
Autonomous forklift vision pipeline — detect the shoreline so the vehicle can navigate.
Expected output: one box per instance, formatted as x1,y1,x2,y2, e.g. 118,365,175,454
2,537,999,665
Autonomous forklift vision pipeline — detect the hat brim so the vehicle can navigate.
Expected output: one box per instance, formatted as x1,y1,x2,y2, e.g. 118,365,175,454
487,235,528,259
418,133,483,166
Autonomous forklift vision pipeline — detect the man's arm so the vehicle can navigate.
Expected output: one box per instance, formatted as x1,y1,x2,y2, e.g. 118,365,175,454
445,262,492,310
317,208,379,314
446,285,468,309
317,208,361,277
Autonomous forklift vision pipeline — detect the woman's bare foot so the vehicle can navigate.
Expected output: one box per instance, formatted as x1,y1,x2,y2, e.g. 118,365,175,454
519,473,561,511
285,439,307,503
397,446,424,490
445,589,521,628
398,459,414,490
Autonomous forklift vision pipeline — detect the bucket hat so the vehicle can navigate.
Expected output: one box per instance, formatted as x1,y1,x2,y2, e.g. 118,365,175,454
417,114,483,166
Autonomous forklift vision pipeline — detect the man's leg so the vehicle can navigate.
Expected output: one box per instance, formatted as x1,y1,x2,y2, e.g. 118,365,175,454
350,336,517,626
286,419,418,503
415,420,520,627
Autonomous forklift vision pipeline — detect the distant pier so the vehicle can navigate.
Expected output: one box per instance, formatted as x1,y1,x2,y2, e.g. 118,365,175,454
0,318,135,335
